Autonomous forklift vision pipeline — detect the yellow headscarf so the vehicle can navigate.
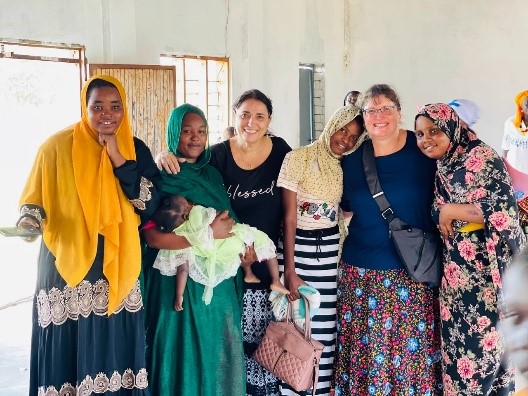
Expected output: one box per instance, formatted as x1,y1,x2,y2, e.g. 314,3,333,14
284,105,366,204
514,90,528,130
20,75,140,315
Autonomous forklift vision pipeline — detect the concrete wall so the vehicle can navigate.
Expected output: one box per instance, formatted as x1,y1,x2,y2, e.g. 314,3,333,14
344,0,528,151
0,0,526,150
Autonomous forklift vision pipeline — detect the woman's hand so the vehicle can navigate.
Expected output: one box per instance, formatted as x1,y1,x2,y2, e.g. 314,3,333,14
155,150,186,174
438,203,456,239
211,210,234,239
99,133,125,167
18,216,41,242
438,203,484,239
284,270,306,301
239,244,257,266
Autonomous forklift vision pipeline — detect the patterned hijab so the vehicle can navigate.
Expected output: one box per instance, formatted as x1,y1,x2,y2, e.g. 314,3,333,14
514,90,528,130
416,103,476,174
415,103,524,255
161,104,237,220
20,75,140,315
284,105,366,203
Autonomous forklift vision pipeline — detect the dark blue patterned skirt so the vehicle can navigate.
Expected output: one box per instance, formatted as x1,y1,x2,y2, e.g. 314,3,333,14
30,236,149,396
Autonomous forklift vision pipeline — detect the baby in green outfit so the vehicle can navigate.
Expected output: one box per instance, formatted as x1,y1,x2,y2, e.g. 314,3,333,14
152,195,289,310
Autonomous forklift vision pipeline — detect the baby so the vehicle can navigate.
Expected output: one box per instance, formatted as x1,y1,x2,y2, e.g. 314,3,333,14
152,195,289,310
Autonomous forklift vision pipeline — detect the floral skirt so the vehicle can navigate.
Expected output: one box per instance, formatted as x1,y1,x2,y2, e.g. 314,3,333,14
332,264,442,396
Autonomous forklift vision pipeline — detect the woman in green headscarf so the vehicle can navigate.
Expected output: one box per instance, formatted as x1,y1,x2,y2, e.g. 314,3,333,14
143,104,245,396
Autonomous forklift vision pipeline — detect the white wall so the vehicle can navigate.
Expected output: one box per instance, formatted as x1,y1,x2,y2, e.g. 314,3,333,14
0,0,526,150
344,0,528,151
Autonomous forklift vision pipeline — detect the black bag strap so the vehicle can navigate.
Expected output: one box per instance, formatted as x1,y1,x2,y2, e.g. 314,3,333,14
362,140,399,227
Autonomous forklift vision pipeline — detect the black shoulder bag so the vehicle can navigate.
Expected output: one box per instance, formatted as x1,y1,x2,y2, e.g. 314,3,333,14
362,140,443,287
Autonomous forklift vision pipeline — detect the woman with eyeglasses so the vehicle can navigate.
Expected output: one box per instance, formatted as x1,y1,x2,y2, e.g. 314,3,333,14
332,84,442,395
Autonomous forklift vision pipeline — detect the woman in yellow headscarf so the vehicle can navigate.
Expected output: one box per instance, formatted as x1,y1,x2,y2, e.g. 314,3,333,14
503,90,528,174
18,75,161,395
277,104,366,395
502,90,528,230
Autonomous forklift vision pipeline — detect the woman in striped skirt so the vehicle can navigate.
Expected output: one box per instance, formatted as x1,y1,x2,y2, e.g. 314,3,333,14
277,105,366,395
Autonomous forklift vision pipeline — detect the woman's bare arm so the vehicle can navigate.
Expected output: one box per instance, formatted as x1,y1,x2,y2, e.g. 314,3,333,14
282,188,306,300
439,203,484,238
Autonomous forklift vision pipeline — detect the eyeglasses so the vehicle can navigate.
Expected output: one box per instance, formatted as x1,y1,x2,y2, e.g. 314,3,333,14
362,105,398,117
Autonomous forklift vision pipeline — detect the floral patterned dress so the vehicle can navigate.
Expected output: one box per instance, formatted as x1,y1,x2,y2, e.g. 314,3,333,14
417,104,526,396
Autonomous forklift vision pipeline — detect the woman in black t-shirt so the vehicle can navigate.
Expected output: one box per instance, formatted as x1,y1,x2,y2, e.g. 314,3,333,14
157,90,291,396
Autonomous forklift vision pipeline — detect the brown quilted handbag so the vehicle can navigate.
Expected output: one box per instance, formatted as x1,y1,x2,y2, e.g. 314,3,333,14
253,296,324,395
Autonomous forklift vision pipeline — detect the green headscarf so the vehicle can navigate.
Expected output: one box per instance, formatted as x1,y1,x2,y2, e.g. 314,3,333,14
161,104,237,221
167,103,211,166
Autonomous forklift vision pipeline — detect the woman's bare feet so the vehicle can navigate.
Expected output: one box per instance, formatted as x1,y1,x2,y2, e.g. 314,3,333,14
270,280,290,295
174,295,184,311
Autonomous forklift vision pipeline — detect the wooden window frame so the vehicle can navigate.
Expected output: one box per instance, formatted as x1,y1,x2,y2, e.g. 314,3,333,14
160,54,231,139
0,38,87,90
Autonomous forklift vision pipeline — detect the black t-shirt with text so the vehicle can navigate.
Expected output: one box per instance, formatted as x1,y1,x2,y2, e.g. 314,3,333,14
210,136,291,289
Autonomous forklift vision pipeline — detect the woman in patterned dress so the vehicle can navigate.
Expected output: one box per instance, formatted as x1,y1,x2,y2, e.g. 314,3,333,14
333,84,442,396
415,103,525,396
18,75,161,395
277,105,366,395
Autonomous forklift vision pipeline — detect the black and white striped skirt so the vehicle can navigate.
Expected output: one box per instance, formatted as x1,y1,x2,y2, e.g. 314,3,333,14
278,225,339,396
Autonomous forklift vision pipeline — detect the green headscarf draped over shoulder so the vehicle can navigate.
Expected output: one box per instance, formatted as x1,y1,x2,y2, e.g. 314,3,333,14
161,104,238,221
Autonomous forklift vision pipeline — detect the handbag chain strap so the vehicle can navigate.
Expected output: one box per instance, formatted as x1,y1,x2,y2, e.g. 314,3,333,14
362,140,405,231
286,295,319,396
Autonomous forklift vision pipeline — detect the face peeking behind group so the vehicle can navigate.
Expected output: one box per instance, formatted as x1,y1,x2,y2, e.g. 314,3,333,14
414,115,451,160
330,119,363,156
87,86,124,135
177,112,207,163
